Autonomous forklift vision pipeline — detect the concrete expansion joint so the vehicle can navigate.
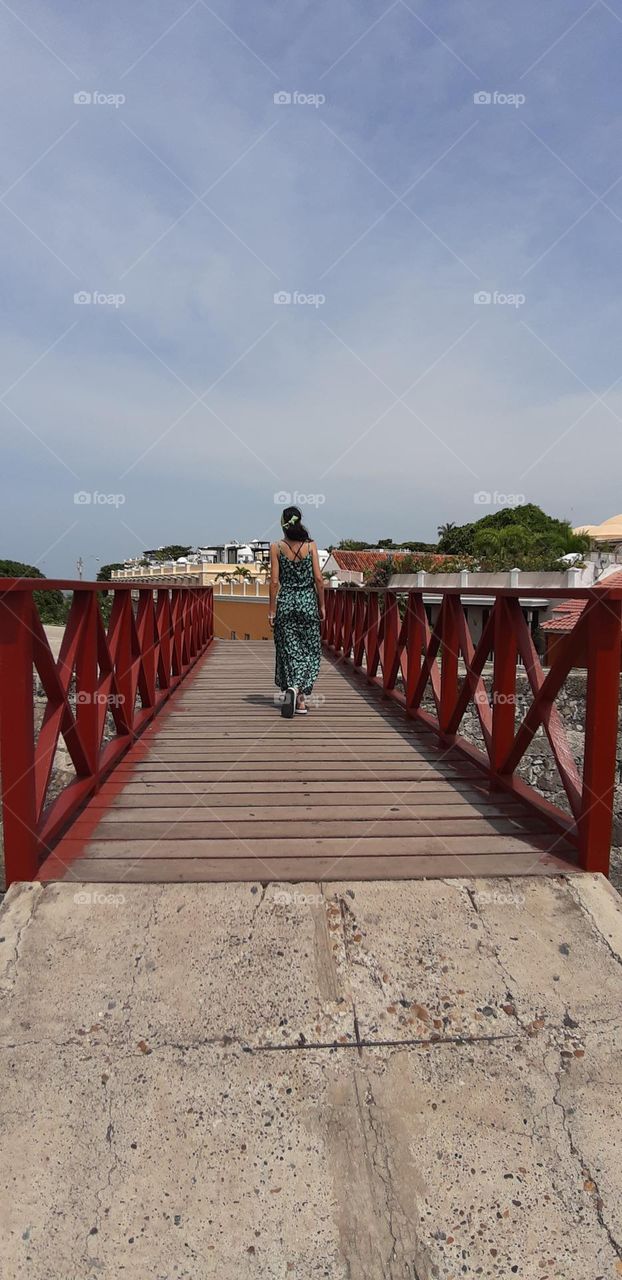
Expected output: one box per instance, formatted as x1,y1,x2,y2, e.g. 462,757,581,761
243,1029,524,1054
464,882,533,1037
565,877,622,969
85,1088,119,1267
357,1072,401,1272
246,882,268,942
0,883,41,994
552,1053,622,1261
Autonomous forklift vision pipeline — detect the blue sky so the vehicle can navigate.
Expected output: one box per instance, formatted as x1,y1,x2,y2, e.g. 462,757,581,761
2,0,622,575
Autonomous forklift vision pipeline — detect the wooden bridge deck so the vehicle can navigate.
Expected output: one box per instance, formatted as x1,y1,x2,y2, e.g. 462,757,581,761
40,641,578,884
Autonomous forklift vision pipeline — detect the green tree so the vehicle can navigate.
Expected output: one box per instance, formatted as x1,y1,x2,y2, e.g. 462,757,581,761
147,545,193,563
97,563,126,582
437,505,591,567
0,559,68,624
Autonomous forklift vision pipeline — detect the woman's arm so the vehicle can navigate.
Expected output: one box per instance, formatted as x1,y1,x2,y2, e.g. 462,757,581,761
268,543,280,626
310,543,325,620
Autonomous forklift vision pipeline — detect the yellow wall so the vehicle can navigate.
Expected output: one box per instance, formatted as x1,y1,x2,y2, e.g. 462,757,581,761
212,597,271,641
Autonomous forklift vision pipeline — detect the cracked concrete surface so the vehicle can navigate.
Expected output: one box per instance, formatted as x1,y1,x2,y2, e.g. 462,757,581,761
2,874,622,1278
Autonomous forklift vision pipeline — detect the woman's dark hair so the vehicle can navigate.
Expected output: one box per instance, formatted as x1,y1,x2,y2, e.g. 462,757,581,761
281,505,311,542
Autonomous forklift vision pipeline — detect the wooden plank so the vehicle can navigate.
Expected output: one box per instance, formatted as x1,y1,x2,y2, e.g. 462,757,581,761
96,779,494,796
49,851,578,883
99,794,529,812
66,833,575,860
85,814,553,840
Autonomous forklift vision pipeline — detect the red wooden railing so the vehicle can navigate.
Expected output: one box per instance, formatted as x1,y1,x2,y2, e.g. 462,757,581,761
322,585,622,876
0,580,214,886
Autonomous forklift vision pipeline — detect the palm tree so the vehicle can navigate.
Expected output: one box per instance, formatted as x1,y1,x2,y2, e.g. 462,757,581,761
437,522,457,540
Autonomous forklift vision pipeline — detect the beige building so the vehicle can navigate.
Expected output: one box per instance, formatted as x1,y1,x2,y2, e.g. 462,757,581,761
111,563,269,588
212,595,270,641
573,514,622,546
110,564,271,641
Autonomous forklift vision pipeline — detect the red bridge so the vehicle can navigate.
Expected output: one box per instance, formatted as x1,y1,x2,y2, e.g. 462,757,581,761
0,578,620,887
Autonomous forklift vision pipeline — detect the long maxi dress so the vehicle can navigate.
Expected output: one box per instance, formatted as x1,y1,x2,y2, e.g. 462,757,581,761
274,543,322,696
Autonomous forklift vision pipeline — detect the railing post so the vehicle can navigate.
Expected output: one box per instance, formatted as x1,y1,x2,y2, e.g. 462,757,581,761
75,591,100,779
366,593,380,678
491,597,518,778
579,597,622,874
382,591,399,691
405,592,424,709
342,590,354,662
135,588,157,710
439,596,460,734
0,590,39,882
109,591,135,732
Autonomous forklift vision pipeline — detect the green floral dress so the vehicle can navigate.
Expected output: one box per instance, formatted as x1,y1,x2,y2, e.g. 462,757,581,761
274,543,321,695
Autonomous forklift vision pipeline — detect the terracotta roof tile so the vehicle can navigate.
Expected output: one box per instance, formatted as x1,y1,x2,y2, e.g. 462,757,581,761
541,570,622,632
331,550,450,572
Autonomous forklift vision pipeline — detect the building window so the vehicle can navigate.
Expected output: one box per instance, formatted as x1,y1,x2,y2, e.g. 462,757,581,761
230,630,236,639
244,633,250,640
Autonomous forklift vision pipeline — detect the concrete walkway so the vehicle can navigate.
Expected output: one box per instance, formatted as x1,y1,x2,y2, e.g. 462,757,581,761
2,873,622,1278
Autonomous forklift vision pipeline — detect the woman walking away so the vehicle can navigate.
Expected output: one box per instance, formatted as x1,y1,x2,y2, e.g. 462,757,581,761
269,505,325,718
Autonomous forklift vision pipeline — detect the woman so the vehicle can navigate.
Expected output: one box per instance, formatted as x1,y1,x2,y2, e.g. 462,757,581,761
269,505,325,718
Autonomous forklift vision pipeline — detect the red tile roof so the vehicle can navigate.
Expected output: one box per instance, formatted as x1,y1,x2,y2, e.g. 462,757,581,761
541,570,622,632
331,550,450,572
